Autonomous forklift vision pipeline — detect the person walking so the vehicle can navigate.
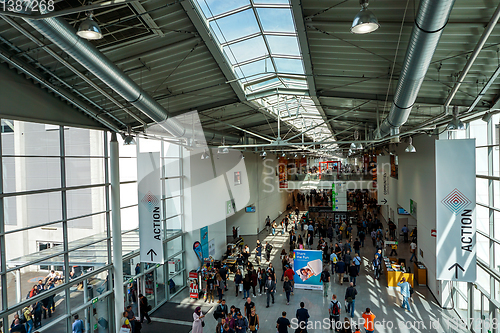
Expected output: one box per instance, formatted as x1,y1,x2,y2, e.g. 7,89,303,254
284,265,295,294
372,255,381,280
255,241,262,266
265,242,273,262
139,294,152,324
409,241,417,262
320,267,331,297
216,273,225,302
243,273,251,299
397,277,412,312
265,275,276,308
234,269,242,298
389,241,398,256
265,216,271,233
352,253,361,274
192,307,205,333
330,251,338,277
10,320,27,333
296,302,310,332
283,276,292,305
72,315,84,333
328,294,341,332
344,282,357,318
119,311,132,332
206,274,216,303
362,308,376,333
244,297,255,319
248,308,259,333
234,312,248,333
22,306,33,333
347,262,357,286
402,225,409,243
276,311,291,333
335,259,346,285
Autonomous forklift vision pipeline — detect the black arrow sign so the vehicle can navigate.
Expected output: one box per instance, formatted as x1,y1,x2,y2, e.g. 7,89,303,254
381,199,387,204
147,249,157,261
448,263,465,279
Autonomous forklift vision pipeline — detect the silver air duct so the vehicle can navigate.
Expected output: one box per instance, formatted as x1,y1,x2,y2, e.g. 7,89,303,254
374,0,456,138
17,10,241,144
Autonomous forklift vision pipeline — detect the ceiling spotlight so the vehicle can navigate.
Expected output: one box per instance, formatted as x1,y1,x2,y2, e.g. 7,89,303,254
405,137,416,153
123,135,136,146
482,112,493,123
77,14,103,40
281,152,286,157
302,154,306,158
240,152,245,159
351,0,380,34
218,147,229,154
446,107,465,131
294,153,298,158
218,137,229,154
350,142,357,150
260,150,267,157
201,150,210,160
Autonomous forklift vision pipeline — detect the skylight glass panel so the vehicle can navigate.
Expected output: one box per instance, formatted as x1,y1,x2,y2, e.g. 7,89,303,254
256,8,296,33
274,58,305,74
209,9,260,43
254,0,290,3
223,36,267,64
235,59,269,79
246,77,281,92
266,35,301,56
197,0,250,18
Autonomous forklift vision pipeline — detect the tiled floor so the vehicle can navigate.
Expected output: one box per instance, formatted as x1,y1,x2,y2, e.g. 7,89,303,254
158,208,467,333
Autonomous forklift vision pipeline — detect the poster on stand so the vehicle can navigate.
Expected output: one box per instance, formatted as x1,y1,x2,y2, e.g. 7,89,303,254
293,250,323,290
200,226,209,260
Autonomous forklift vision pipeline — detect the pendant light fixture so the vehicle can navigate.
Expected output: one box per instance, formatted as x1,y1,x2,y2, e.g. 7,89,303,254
77,10,103,40
351,0,380,34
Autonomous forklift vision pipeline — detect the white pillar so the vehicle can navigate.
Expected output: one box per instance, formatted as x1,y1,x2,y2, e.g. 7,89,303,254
110,133,124,332
15,269,21,303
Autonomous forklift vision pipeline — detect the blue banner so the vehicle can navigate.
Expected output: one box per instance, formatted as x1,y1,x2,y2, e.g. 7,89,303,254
293,250,323,290
200,226,209,260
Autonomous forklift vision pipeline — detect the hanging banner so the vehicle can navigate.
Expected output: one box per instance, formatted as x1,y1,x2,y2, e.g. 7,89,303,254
377,155,390,205
279,157,288,188
436,139,476,282
200,226,209,260
293,250,323,290
138,152,164,264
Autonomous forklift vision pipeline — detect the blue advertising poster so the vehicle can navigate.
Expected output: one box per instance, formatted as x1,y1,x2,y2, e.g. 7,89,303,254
200,226,209,260
293,250,323,290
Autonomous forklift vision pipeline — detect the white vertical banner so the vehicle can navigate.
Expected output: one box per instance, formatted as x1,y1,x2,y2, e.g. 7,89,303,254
138,152,164,264
377,155,390,205
436,139,476,281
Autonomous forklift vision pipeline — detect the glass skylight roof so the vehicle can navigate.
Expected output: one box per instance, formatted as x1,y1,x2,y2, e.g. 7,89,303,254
193,0,333,143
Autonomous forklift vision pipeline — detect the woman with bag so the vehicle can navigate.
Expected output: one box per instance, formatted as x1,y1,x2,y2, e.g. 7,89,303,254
283,276,292,305
248,308,259,333
234,269,243,298
139,294,151,324
120,312,132,333
216,274,225,303
192,307,205,333
242,273,251,299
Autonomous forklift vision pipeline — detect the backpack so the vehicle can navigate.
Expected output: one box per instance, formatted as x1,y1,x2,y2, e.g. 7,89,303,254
320,271,327,282
330,301,340,315
410,286,414,295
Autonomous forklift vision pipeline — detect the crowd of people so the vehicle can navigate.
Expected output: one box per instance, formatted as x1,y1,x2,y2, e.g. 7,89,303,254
192,191,417,333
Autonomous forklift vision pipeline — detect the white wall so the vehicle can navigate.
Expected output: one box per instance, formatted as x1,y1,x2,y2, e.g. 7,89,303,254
226,153,290,236
396,135,443,303
184,220,227,273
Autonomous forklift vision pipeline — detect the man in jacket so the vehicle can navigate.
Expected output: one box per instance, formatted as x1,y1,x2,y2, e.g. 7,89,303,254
234,312,248,333
397,277,412,312
265,242,273,262
215,299,229,322
343,250,352,266
10,319,27,333
372,255,381,280
320,267,330,298
265,275,276,308
295,302,310,332
345,282,357,318
330,252,338,277
348,262,359,286
335,259,346,285
139,294,152,324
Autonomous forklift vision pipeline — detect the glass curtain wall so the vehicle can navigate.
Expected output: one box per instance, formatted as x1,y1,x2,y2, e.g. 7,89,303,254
0,120,185,333
450,116,500,332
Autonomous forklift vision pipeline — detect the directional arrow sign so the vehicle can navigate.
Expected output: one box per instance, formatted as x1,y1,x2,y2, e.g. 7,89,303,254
147,249,158,261
138,152,164,264
381,199,387,205
448,263,465,279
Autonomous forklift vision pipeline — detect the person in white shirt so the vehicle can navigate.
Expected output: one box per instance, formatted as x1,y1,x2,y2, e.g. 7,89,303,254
409,241,417,262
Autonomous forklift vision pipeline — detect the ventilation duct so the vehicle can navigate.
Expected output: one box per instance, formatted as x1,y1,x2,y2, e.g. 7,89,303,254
17,8,241,145
374,0,456,139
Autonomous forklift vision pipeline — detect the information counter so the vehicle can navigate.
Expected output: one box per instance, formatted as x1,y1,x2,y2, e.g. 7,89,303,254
383,258,414,287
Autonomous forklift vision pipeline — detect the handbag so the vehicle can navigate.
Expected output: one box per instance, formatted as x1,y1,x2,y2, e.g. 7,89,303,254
119,328,131,333
201,321,205,327
239,284,243,292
